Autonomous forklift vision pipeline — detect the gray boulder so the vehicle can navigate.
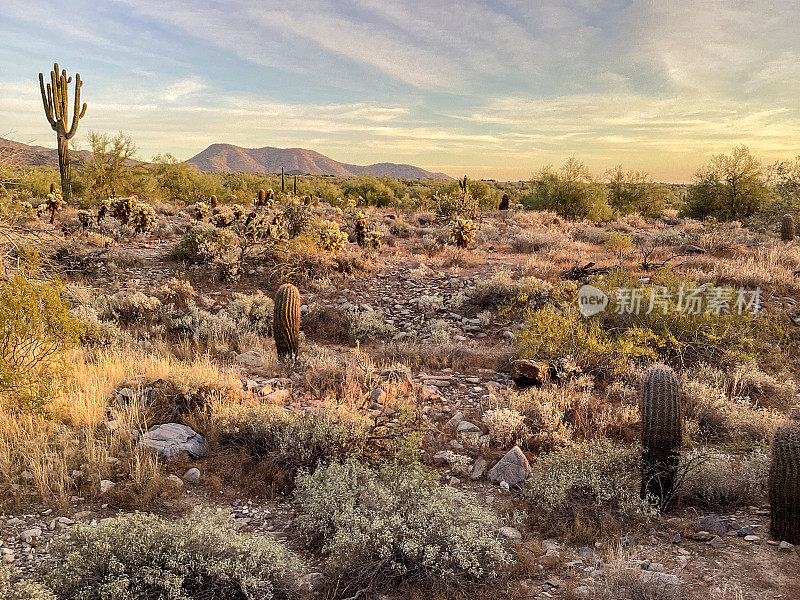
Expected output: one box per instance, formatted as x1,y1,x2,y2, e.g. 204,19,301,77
139,423,208,460
487,446,531,487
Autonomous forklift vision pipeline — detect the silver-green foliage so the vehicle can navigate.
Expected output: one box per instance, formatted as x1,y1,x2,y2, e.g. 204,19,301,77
294,460,511,590
47,511,304,600
0,565,55,600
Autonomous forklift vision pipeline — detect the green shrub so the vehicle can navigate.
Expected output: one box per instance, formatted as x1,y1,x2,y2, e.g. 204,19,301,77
47,511,304,600
677,450,768,509
281,198,311,237
0,275,83,411
347,309,395,344
295,460,511,592
522,158,612,221
465,270,553,311
525,440,654,541
94,291,163,324
214,404,371,472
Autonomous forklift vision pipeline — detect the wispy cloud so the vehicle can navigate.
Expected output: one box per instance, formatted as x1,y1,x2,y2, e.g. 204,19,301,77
161,76,207,102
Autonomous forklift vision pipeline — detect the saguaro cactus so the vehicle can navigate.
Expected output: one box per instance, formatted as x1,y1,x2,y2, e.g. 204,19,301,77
273,283,301,360
39,63,87,205
770,421,800,543
640,364,682,507
781,214,795,242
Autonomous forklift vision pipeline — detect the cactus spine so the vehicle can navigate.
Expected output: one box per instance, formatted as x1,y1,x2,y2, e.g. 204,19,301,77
640,364,682,507
781,214,794,242
770,421,800,543
39,63,87,205
274,283,301,360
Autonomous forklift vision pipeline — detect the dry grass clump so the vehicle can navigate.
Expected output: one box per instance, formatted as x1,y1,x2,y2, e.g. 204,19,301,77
602,550,684,600
676,450,768,509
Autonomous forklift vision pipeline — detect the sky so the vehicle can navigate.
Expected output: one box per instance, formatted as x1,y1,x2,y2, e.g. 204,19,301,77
0,0,798,182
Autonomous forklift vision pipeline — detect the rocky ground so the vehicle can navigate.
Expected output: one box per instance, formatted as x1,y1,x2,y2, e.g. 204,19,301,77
9,220,800,599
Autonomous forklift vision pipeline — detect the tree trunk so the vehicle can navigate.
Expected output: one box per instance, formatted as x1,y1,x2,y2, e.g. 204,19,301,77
57,135,71,204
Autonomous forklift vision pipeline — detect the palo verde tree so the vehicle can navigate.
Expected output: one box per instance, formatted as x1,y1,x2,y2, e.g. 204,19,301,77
38,62,87,205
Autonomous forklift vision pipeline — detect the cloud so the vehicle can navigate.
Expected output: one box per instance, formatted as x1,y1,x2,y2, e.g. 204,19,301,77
161,76,207,102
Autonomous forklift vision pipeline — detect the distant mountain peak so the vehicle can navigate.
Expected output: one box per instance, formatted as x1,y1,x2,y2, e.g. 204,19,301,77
186,143,452,180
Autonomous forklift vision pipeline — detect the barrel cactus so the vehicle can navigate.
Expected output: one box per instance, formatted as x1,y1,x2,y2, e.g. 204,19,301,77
770,420,800,543
210,194,218,208
781,214,795,241
499,193,510,211
354,211,367,247
274,283,301,360
640,364,682,507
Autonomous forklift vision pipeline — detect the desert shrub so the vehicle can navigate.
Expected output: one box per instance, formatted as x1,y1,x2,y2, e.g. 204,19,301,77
522,158,612,221
0,565,55,600
294,459,510,592
603,551,684,600
465,270,553,312
525,440,654,542
677,450,769,509
174,224,238,263
482,407,525,447
214,404,370,473
281,198,311,237
0,274,83,412
156,277,197,311
302,305,351,344
434,191,480,220
47,511,304,600
508,377,639,450
347,309,395,344
94,291,163,324
225,292,275,336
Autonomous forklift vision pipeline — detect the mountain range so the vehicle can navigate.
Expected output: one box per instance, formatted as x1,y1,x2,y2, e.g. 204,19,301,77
0,137,451,180
186,143,451,179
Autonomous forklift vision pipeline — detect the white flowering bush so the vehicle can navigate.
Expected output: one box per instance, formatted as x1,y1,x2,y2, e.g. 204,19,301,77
214,403,371,472
442,450,472,475
525,440,654,540
47,511,304,600
0,565,54,600
294,460,511,592
482,408,526,447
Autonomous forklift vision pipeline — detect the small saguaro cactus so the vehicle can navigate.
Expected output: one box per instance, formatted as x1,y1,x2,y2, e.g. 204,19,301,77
39,63,87,205
781,214,795,242
273,283,301,360
640,363,682,508
210,194,218,209
499,193,510,211
769,419,800,543
458,175,468,195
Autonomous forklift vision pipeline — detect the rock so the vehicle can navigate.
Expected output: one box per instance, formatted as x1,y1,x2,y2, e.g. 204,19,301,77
445,411,464,431
707,535,726,548
538,549,561,567
737,527,755,537
572,585,591,599
744,535,760,542
433,450,450,466
370,388,386,404
97,480,116,495
487,446,531,488
577,546,595,559
139,423,209,460
641,571,681,588
298,572,324,592
681,244,706,254
620,535,638,547
694,515,729,536
510,359,550,387
1,548,14,563
19,528,42,544
183,468,201,483
779,541,795,551
234,350,264,368
262,389,291,404
498,526,522,541
167,474,184,488
456,420,482,434
470,456,487,480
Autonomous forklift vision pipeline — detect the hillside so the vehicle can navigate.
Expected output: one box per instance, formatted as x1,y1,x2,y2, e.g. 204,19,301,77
186,143,452,179
0,136,92,166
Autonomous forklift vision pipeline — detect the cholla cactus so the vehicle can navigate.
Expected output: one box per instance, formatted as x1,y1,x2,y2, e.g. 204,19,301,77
77,210,92,230
781,214,794,242
354,211,368,247
110,196,137,225
131,202,157,233
313,220,348,254
210,209,234,228
255,188,274,207
640,364,682,507
449,217,478,248
194,201,209,221
97,198,111,224
365,230,384,250
274,283,301,360
43,191,64,224
232,204,245,221
769,420,800,543
282,198,311,237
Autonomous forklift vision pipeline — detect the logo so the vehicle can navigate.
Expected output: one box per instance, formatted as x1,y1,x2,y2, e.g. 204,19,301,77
578,285,608,316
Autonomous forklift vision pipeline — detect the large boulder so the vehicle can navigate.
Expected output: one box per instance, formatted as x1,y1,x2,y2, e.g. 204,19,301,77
139,423,208,460
510,360,550,387
234,350,264,368
487,446,531,487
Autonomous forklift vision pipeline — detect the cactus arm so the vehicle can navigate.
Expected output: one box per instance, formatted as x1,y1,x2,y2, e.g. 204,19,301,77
67,74,86,139
38,73,56,129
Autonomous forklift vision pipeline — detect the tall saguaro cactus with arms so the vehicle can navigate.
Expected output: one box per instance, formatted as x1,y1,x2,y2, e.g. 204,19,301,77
39,62,87,205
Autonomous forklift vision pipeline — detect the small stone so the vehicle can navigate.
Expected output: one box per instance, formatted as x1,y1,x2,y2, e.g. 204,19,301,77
498,526,522,541
486,446,531,488
778,541,795,551
744,535,760,542
167,474,184,488
707,535,726,548
577,546,595,559
183,468,200,483
19,528,42,544
572,585,591,599
470,456,487,480
737,526,755,537
456,420,482,434
694,515,729,536
234,350,264,368
97,480,116,495
620,535,638,547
